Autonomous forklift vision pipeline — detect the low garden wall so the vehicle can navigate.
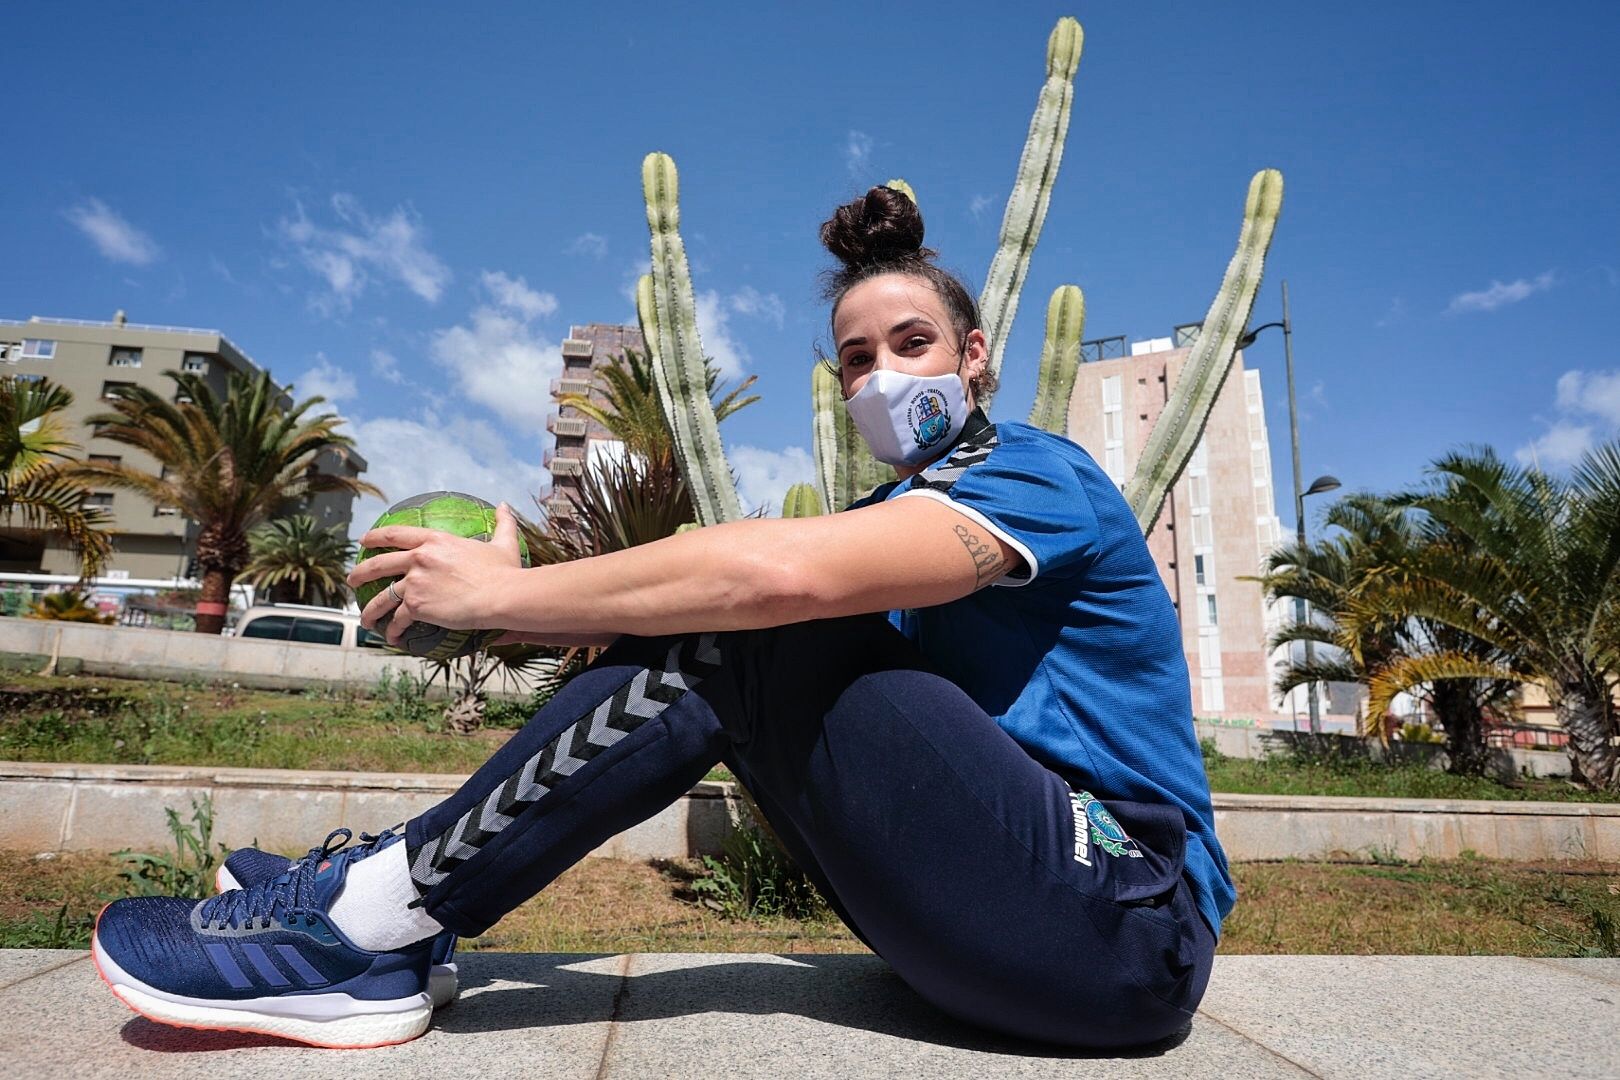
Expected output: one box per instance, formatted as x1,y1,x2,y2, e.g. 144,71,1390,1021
0,616,432,692
1196,721,1570,780
2,761,1614,864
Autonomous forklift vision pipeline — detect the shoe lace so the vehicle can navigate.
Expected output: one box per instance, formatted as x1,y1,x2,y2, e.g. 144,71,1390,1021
197,826,398,931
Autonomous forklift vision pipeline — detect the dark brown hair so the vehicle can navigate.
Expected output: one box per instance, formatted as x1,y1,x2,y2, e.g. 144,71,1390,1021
818,186,996,395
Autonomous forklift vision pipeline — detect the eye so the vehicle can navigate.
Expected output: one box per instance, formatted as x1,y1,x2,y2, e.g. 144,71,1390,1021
841,352,872,369
902,335,930,351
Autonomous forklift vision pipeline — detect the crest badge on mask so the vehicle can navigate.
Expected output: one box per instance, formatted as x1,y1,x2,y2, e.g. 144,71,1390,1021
844,368,969,467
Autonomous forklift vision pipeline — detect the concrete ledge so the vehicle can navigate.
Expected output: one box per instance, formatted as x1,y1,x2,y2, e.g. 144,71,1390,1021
2,760,1617,862
0,761,739,859
4,950,1618,1076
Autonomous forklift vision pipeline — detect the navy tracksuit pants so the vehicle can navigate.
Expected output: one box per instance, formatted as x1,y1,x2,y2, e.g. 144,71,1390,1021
403,615,1215,1048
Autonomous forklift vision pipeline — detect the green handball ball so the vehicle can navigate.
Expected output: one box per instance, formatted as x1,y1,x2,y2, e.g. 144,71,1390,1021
353,491,530,660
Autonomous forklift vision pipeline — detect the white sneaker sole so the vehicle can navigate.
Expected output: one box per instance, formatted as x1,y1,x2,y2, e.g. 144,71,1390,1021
217,864,459,1009
93,930,432,1049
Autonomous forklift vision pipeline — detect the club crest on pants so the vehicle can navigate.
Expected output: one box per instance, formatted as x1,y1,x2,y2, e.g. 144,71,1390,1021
1069,789,1143,864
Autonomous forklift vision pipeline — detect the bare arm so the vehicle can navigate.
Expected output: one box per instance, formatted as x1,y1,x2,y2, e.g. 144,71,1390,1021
487,495,1024,639
352,496,1024,646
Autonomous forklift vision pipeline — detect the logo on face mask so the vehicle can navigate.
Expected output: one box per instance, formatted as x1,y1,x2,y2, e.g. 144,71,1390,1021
908,388,952,449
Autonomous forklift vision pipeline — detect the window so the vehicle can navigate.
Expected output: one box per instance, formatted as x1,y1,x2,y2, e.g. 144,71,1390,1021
1104,410,1123,442
13,373,44,385
20,339,55,359
1201,675,1225,712
1198,634,1222,671
1101,375,1122,409
1192,512,1214,547
109,347,143,368
239,615,294,641
1105,445,1125,481
153,506,180,517
357,626,388,649
181,353,210,373
85,492,114,509
89,454,120,465
101,380,135,399
1189,474,1210,509
1203,594,1219,626
291,618,345,646
1194,553,1207,586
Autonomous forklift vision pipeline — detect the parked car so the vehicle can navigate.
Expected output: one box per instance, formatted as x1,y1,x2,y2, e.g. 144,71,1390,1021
232,604,386,649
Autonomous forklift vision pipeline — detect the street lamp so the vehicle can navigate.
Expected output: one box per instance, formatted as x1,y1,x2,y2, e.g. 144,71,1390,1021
1239,281,1342,735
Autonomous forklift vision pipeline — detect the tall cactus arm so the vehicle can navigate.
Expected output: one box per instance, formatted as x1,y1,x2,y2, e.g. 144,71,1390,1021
812,362,895,512
641,152,743,526
1026,284,1085,433
1124,168,1285,533
781,482,825,518
977,16,1083,414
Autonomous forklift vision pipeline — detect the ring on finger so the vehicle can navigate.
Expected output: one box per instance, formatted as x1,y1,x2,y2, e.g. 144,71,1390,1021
387,580,405,604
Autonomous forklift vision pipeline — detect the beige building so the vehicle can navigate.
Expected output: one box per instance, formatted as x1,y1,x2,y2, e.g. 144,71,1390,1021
542,322,643,520
1066,332,1286,720
0,312,368,580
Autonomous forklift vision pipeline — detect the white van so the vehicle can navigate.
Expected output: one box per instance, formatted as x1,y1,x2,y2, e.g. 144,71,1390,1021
232,604,387,649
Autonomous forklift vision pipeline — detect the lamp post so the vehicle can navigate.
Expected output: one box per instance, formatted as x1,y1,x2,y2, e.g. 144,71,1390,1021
1239,281,1341,734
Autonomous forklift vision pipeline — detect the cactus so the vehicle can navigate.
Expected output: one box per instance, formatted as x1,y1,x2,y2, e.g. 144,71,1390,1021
1124,169,1285,533
639,152,743,527
781,482,824,518
976,16,1083,415
813,362,896,512
1026,284,1085,433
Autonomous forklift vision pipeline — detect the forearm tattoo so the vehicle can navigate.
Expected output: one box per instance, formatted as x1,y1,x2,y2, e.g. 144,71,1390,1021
953,523,1007,587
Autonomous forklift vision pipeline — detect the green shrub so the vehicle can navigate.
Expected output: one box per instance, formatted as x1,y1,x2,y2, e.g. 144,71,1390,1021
373,668,436,728
691,824,830,921
114,795,232,900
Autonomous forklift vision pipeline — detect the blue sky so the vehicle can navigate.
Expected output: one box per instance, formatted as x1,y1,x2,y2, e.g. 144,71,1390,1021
6,2,1618,536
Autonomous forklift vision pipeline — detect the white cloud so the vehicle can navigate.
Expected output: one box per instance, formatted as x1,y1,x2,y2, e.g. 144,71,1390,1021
1515,367,1620,468
1446,271,1556,314
65,198,161,266
568,232,609,259
1555,369,1620,427
728,286,786,329
370,348,405,384
845,130,874,177
346,412,544,541
1516,420,1594,469
430,272,565,426
480,270,557,320
969,194,995,221
292,354,357,403
1375,297,1406,328
276,194,451,313
729,445,817,517
694,290,748,378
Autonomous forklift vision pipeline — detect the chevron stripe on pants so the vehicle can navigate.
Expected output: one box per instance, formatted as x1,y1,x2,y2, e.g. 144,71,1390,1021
403,614,1215,1048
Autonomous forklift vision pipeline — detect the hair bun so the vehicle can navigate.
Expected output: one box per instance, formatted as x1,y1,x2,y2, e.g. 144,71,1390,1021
820,186,932,269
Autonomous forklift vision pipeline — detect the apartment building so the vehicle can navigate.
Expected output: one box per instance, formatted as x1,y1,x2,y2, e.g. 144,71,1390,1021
541,322,641,520
1066,329,1287,719
0,312,368,580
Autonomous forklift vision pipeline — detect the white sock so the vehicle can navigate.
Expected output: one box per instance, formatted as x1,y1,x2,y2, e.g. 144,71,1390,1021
327,839,446,952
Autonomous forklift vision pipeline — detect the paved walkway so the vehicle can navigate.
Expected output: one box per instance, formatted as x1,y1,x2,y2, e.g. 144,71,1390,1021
3,950,1615,1078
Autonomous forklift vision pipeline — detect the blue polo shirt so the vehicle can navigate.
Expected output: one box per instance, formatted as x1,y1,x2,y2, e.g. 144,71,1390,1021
851,410,1235,937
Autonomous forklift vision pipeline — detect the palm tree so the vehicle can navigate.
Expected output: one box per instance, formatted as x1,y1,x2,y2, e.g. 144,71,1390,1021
0,375,113,578
1259,493,1516,774
556,347,758,466
1346,446,1620,789
66,369,381,635
242,514,355,606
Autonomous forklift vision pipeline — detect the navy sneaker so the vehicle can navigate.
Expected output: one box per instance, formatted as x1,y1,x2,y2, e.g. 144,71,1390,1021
216,843,459,1009
94,829,435,1048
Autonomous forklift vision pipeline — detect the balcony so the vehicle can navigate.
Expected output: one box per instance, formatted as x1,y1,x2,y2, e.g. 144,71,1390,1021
550,377,594,398
547,415,588,438
546,455,585,477
560,338,594,359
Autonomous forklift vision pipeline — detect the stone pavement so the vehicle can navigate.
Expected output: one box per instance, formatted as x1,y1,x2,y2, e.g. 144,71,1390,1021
3,950,1616,1078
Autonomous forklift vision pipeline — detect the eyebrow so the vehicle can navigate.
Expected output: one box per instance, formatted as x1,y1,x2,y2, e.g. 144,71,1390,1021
837,317,938,355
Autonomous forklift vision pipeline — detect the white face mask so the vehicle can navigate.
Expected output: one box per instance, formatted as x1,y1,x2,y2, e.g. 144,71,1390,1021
844,367,970,467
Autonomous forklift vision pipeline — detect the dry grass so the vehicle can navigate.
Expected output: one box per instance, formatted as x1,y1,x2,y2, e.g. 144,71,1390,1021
4,849,1616,958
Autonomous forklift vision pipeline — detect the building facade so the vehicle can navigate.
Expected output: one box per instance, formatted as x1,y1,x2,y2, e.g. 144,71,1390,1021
542,322,642,520
0,312,368,580
1066,332,1286,720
